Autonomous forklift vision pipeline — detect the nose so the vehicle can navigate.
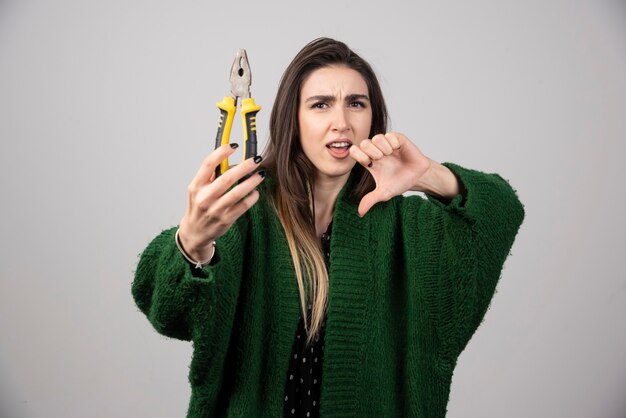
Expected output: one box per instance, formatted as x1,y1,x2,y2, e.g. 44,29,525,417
331,106,350,133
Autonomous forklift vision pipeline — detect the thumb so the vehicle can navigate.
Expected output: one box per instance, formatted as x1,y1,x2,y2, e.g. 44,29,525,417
358,190,383,217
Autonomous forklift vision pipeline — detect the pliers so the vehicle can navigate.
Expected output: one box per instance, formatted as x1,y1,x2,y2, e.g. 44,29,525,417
214,49,262,177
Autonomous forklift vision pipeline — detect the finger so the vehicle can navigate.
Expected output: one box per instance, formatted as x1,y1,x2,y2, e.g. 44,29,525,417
210,155,264,197
359,138,385,162
358,191,379,217
225,188,261,221
358,188,394,217
349,145,373,168
384,132,402,150
211,170,265,212
189,143,239,191
192,154,262,211
371,134,394,156
193,187,261,243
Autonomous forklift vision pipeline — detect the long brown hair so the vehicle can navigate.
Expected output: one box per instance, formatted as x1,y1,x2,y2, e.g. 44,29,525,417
261,38,388,344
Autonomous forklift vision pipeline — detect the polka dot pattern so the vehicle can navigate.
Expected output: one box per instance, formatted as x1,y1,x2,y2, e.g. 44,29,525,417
283,222,332,417
283,318,325,417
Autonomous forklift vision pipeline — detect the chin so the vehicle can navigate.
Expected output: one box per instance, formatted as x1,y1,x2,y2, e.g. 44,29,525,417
315,160,356,180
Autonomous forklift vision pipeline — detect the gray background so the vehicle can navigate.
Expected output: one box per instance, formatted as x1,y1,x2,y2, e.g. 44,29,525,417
1,0,625,417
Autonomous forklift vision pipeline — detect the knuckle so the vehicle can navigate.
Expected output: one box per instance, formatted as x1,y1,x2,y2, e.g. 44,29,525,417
205,211,224,227
202,154,215,167
243,191,259,209
386,134,398,144
249,189,260,201
217,218,231,230
221,170,238,186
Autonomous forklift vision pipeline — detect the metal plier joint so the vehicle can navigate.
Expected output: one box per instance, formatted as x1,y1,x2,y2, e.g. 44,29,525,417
215,49,261,176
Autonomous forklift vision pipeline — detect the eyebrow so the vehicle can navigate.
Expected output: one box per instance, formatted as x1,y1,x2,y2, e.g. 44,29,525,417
304,93,370,103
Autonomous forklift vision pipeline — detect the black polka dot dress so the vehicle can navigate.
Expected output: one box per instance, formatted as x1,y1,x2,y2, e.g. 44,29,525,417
283,222,332,418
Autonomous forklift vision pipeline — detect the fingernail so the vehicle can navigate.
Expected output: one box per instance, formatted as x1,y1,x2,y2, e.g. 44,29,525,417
367,161,373,168
257,170,266,178
230,143,239,149
253,156,263,164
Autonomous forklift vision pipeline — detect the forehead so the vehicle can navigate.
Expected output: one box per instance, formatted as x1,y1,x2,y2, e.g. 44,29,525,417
300,65,368,96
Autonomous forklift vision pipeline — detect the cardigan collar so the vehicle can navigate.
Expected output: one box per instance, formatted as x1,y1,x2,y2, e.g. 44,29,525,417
271,167,373,413
320,170,372,413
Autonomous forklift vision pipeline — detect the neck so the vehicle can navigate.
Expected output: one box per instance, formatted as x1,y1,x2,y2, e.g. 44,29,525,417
312,172,350,236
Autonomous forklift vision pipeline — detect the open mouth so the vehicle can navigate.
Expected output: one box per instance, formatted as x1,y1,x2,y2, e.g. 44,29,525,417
326,141,352,150
325,141,352,159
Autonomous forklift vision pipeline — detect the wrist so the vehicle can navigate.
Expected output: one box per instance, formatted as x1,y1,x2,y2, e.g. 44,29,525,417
175,228,216,269
412,160,459,200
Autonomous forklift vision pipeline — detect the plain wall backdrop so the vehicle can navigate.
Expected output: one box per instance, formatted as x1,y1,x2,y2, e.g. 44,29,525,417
1,0,625,417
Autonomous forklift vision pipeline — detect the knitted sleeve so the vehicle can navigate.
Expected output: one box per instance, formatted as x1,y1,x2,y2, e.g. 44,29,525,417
401,163,524,364
132,217,248,341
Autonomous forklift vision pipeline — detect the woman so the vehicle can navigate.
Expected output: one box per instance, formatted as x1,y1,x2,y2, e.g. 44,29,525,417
132,37,524,417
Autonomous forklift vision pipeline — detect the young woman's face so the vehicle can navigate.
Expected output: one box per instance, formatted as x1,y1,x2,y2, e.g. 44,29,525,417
298,65,372,181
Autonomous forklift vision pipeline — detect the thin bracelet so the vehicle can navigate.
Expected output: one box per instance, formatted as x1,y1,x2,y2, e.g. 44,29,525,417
175,228,216,269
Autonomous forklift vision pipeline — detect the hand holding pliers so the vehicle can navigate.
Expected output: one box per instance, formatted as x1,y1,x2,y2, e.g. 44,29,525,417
214,49,261,176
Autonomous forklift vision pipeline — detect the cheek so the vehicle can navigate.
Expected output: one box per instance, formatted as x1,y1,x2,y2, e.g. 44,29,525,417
298,121,317,156
298,122,310,149
298,111,314,139
299,115,324,144
357,114,373,138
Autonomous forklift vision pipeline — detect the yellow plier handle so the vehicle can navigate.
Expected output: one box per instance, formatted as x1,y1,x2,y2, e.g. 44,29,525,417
214,49,261,177
215,96,236,176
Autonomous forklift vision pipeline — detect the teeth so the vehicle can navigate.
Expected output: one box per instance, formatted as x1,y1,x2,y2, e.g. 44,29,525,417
329,142,350,148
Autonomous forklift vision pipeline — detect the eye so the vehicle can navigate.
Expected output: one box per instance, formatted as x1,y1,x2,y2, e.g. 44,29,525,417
349,100,367,108
311,102,328,109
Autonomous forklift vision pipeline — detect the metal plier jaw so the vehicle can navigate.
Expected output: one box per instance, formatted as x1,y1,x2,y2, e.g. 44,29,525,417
215,49,262,176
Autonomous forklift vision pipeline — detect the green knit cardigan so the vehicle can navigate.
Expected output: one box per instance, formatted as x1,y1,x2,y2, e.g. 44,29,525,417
132,163,524,417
